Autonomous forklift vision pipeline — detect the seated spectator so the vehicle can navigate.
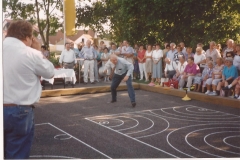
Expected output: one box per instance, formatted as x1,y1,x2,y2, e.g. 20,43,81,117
205,41,221,64
179,57,199,91
214,57,238,96
206,57,224,95
163,57,177,79
194,47,206,68
222,76,240,99
174,44,184,64
184,47,194,61
175,55,187,81
201,61,214,93
233,44,240,75
193,57,213,92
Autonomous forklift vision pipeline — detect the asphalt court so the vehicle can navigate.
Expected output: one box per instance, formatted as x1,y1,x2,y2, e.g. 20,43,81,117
30,90,240,159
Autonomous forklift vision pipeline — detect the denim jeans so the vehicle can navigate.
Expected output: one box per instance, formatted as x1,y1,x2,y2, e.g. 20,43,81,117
111,72,136,103
4,105,35,159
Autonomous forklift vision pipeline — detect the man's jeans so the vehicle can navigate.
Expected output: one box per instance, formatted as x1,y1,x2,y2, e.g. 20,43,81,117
4,106,35,159
111,72,135,103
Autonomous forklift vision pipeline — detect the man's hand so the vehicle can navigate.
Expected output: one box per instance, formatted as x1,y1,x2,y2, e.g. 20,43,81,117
123,76,129,82
31,37,41,51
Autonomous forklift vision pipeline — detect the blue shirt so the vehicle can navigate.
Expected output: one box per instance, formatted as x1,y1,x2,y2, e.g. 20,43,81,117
223,65,238,79
79,46,96,60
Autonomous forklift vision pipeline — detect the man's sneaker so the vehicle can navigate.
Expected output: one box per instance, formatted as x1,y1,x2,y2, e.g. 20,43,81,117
205,90,210,95
209,92,217,96
148,82,155,86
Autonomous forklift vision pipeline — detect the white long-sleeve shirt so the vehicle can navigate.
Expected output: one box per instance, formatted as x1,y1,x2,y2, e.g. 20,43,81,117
3,37,54,105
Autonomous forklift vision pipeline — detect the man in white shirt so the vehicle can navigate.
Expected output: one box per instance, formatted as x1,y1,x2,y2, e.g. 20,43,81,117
194,47,206,65
205,41,221,64
80,40,96,84
3,20,54,159
164,57,177,79
59,43,77,69
167,43,177,61
223,39,234,58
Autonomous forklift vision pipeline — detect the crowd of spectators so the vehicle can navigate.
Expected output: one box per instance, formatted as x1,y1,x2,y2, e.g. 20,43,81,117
67,39,240,100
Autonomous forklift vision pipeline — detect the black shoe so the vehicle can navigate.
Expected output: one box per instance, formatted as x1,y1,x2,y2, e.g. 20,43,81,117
131,102,136,108
222,86,230,90
107,100,117,103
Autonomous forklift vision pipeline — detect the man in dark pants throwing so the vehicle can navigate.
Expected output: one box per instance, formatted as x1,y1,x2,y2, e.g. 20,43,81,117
104,55,136,107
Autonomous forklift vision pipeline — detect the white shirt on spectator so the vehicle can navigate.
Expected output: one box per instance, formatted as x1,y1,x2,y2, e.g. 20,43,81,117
59,49,77,63
233,55,240,70
177,61,187,74
164,61,177,72
3,37,54,105
145,50,153,60
223,48,234,58
167,49,177,61
206,49,221,64
194,54,206,64
152,49,163,60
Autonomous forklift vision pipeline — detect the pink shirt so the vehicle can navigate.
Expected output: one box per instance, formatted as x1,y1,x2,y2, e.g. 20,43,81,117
138,50,146,63
184,63,199,75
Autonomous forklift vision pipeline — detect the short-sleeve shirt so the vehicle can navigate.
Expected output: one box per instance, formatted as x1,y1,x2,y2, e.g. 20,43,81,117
213,64,224,79
145,50,153,60
152,49,163,60
194,54,206,64
205,49,221,64
138,50,146,63
184,63,199,75
223,65,238,79
233,55,240,70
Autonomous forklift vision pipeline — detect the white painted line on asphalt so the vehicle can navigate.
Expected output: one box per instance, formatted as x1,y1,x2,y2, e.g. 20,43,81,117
35,122,50,126
30,155,76,159
85,118,178,158
223,135,240,149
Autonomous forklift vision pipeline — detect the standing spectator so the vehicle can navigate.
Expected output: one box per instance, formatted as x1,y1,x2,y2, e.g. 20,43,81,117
80,40,96,84
110,44,120,56
206,58,224,95
222,39,234,58
179,42,187,55
163,43,170,73
194,47,206,67
101,47,111,82
59,43,77,69
179,57,199,91
206,41,221,64
214,57,238,96
41,45,50,59
196,43,206,55
121,40,134,79
233,44,240,75
174,44,184,64
3,20,54,159
167,43,177,61
133,44,139,79
175,55,187,81
216,43,222,54
70,42,80,58
104,55,136,107
93,45,100,82
145,45,153,81
117,42,124,58
184,47,194,61
137,45,147,81
149,44,163,86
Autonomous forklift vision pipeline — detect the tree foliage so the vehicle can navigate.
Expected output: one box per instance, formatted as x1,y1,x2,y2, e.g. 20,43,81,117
3,0,63,48
76,0,240,47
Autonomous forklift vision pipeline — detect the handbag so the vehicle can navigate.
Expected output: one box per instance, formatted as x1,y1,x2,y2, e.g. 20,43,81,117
163,79,178,89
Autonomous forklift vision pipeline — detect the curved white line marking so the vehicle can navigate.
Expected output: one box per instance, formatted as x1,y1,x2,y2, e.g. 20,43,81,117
160,108,240,120
186,107,220,114
185,127,240,157
167,123,240,158
48,123,112,159
30,155,76,159
172,107,227,117
86,118,178,158
126,115,154,135
54,134,72,140
135,112,170,139
149,110,240,123
107,119,124,128
223,136,240,149
204,131,240,155
118,117,139,131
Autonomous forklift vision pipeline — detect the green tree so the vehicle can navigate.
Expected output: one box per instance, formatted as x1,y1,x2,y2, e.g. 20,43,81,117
76,0,240,47
3,0,63,49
